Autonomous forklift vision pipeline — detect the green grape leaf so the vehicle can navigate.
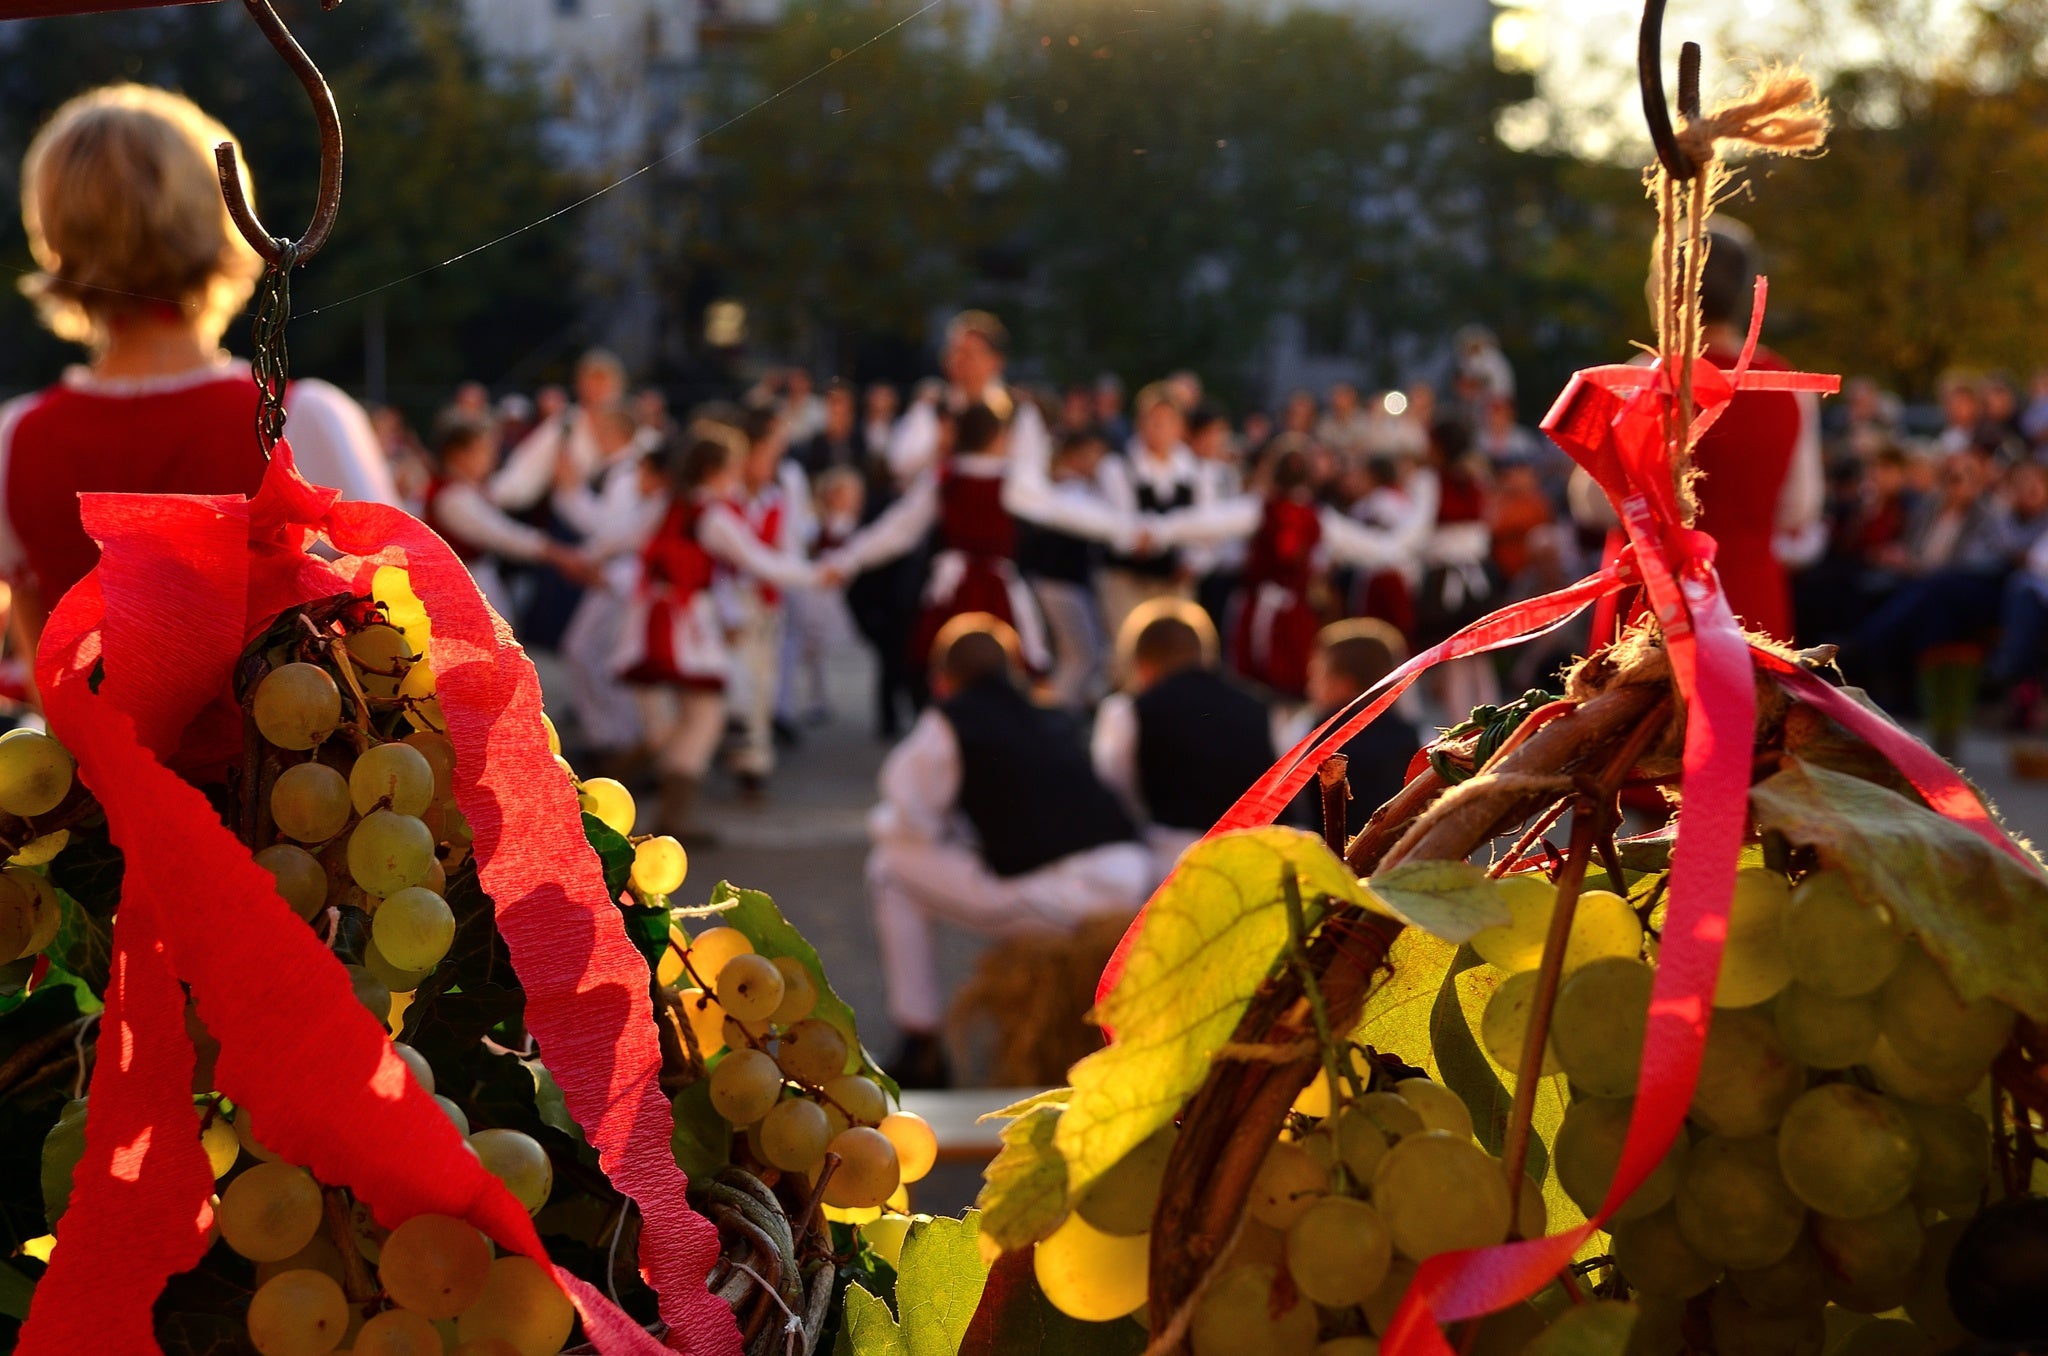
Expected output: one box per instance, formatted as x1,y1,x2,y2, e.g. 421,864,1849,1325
36,1098,87,1228
897,1211,992,1356
973,1102,1070,1254
1426,946,1562,1187
582,811,634,904
527,1060,584,1142
669,1077,732,1185
836,1281,912,1356
959,1247,1147,1356
46,823,121,919
1055,827,1370,1202
1368,860,1510,942
1352,926,1457,1072
700,880,896,1096
0,1258,34,1320
1752,758,2048,1019
981,1087,1072,1122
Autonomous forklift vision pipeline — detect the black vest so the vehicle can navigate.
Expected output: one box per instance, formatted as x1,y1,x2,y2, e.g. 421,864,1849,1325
1017,519,1099,585
1108,465,1195,576
941,680,1136,877
1133,668,1276,832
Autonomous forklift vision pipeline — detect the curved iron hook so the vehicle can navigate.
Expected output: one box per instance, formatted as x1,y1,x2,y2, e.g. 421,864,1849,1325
1638,0,1699,181
214,0,344,268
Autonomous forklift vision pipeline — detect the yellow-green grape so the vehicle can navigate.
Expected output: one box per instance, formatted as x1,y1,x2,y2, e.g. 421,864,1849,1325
364,938,433,994
768,957,818,1025
1470,873,1558,973
247,1268,349,1356
1782,871,1902,998
1248,1139,1329,1230
1464,1304,1550,1356
1772,983,1878,1070
1775,1083,1920,1220
709,1048,784,1125
539,712,561,756
674,989,729,1058
1352,1090,1426,1141
1673,1134,1805,1270
1395,1079,1474,1139
1335,1106,1393,1182
470,1128,553,1214
253,1233,348,1288
1513,1166,1546,1238
218,1162,325,1262
861,1213,912,1267
1550,957,1654,1098
1317,1340,1379,1356
1813,1199,1924,1312
1706,1285,1825,1356
823,1126,901,1209
269,761,351,843
1190,1264,1317,1356
1522,1301,1639,1356
1610,1206,1718,1298
1076,1124,1175,1235
1904,1217,1970,1342
630,835,688,898
0,730,72,818
1561,889,1645,971
822,1073,887,1132
253,663,344,752
715,953,785,1024
1866,1034,1983,1105
372,886,456,970
776,1018,849,1086
233,1106,281,1163
1689,1006,1806,1138
1714,868,1794,1008
404,730,458,804
1290,1043,1370,1118
1372,1130,1512,1260
353,1306,444,1356
1034,1211,1149,1321
686,927,754,984
455,1255,576,1356
348,810,436,896
1726,1230,1828,1314
1552,1096,1678,1223
379,1212,493,1319
1879,946,2015,1079
199,1110,240,1179
351,742,437,817
1285,1195,1392,1306
1481,969,1561,1076
399,654,438,705
0,876,35,964
391,1042,435,1095
654,927,692,988
1362,1256,1419,1335
435,1095,471,1135
344,623,415,701
254,843,330,921
878,1112,939,1186
758,1097,832,1173
1897,1100,1989,1216
577,776,637,836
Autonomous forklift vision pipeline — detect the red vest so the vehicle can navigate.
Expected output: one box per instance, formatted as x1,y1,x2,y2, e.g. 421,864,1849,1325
643,499,716,600
939,465,1015,560
745,493,786,606
5,376,269,605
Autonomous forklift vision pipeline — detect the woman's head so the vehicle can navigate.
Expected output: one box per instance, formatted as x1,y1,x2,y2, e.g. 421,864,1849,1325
20,84,261,349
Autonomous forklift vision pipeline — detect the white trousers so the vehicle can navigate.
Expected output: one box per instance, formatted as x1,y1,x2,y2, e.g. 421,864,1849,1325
730,598,784,778
782,585,854,719
632,687,727,782
561,586,643,754
868,838,1155,1031
1032,577,1104,711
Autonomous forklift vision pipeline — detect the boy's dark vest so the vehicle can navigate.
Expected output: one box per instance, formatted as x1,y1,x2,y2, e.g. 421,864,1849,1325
940,679,1135,877
1133,667,1275,831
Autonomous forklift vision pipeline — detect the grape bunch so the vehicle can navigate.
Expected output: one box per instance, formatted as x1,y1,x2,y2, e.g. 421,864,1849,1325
0,730,77,974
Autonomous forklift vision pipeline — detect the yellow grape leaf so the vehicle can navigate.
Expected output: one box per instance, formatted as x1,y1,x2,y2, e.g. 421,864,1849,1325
1055,827,1372,1201
8,831,68,867
1367,860,1510,943
1353,926,1458,1073
973,1103,1069,1255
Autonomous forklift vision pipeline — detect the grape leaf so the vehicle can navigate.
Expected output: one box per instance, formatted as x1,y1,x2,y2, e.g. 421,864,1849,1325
958,1247,1147,1356
1368,860,1510,942
836,1282,911,1356
1055,827,1371,1202
973,1102,1069,1254
669,1077,732,1185
36,1098,86,1228
582,811,634,904
897,1212,992,1355
46,823,121,918
1751,758,2048,1019
1351,924,1456,1073
980,1088,1072,1123
0,1258,33,1320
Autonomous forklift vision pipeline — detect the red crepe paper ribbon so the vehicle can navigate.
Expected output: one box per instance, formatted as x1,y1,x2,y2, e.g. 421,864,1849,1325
19,449,740,1356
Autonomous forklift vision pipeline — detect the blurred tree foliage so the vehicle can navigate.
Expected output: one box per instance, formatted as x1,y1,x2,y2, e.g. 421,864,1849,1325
0,0,574,409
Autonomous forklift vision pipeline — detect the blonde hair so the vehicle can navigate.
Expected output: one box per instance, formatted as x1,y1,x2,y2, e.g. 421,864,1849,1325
19,84,261,348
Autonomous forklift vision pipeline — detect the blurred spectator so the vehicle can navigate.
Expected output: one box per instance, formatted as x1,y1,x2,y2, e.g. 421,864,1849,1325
1287,619,1421,839
801,379,861,476
1316,382,1374,459
780,368,827,444
1936,371,1984,456
1281,388,1318,437
1093,373,1131,447
1454,325,1515,412
1058,383,1095,436
635,387,671,435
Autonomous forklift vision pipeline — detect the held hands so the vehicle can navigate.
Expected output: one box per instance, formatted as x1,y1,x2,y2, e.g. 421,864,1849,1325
542,543,604,587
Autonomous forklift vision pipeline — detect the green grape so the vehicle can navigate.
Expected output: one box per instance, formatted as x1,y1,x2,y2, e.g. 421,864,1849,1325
1879,947,2014,1079
1866,1035,1983,1105
1336,1105,1394,1181
822,1074,887,1132
254,843,330,921
470,1128,553,1214
353,1306,444,1356
1772,984,1878,1070
1481,969,1561,1076
1834,1318,1935,1356
1317,1341,1380,1356
253,1233,348,1288
715,953,785,1024
1522,1300,1638,1356
372,886,456,970
1610,1207,1719,1298
1034,1211,1149,1321
768,957,818,1025
1552,1096,1678,1223
1466,1303,1549,1356
1190,1264,1317,1356
379,1212,493,1318
758,1097,831,1173
1706,1284,1825,1356
1727,1232,1829,1314
1776,1084,1920,1219
1897,1100,1989,1215
364,938,433,994
455,1255,576,1356
1248,1139,1330,1229
1470,872,1558,973
877,1112,938,1187
1075,1123,1174,1234
254,663,343,752
348,810,436,896
1690,1007,1807,1138
1285,1195,1392,1306
403,730,458,804
861,1214,912,1267
269,762,351,842
1782,871,1902,997
391,1042,435,1095
1674,1134,1805,1269
0,730,73,817
674,989,729,1059
1513,1165,1546,1238
823,1126,901,1209
1715,869,1794,1008
630,835,689,898
1362,1255,1419,1334
1352,1091,1425,1141
199,1110,240,1179
345,623,415,701
1371,1129,1512,1260
1551,957,1654,1098
710,1049,784,1125
1395,1078,1475,1139
435,1095,470,1135
351,742,437,817
1903,1217,1969,1342
1562,890,1646,971
576,776,637,836
1813,1199,1924,1312
775,1018,849,1086
247,1268,349,1356
218,1162,324,1262
685,926,754,982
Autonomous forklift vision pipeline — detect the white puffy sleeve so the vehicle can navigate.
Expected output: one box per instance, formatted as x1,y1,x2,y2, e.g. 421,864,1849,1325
282,380,401,506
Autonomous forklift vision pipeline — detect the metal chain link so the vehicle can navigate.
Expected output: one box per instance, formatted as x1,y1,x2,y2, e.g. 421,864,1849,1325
249,240,300,454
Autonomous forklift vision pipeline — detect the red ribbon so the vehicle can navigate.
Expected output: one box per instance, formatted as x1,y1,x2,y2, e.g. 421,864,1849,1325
19,449,739,1355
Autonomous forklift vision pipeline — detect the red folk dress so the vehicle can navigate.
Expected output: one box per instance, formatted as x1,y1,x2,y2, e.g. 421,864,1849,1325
1233,496,1323,697
615,498,727,690
908,457,1050,675
1690,345,1802,642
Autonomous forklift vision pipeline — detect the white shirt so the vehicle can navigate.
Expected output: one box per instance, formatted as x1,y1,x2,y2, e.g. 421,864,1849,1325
1089,692,1143,823
490,407,619,512
1099,440,1212,521
696,499,821,592
869,706,966,846
431,482,556,562
550,429,665,559
885,383,1054,486
1139,495,1420,574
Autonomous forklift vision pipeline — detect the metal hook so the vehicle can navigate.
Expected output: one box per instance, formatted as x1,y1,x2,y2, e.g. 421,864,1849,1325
1638,0,1702,181
214,0,344,268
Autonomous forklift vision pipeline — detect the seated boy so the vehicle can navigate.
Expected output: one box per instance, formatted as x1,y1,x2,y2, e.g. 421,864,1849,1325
1289,618,1422,840
867,613,1153,1087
